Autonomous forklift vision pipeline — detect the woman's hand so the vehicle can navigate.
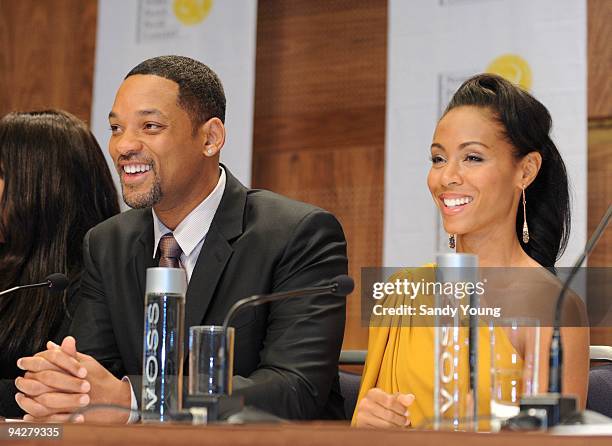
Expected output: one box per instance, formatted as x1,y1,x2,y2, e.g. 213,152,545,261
354,388,415,428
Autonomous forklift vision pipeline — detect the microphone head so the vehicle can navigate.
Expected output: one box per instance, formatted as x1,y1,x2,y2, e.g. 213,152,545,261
45,273,69,293
330,275,354,296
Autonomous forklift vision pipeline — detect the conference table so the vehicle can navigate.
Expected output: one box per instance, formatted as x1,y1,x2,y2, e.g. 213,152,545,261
2,421,612,445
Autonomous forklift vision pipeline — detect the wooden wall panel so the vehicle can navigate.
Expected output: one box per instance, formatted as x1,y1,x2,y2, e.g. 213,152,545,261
587,0,612,346
587,119,612,267
253,1,386,154
588,0,612,118
253,0,387,349
0,0,97,122
587,118,612,346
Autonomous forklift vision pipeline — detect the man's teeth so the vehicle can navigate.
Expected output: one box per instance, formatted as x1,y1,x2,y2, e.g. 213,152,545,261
443,197,473,207
123,164,152,174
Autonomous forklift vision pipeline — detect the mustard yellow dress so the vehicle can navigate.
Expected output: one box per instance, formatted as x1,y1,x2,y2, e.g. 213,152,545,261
352,265,521,427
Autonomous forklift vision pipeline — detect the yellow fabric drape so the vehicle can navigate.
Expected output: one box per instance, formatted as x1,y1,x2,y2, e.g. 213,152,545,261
352,265,521,427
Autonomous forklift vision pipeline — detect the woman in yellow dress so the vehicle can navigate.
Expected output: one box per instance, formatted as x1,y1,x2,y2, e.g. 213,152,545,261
352,74,589,428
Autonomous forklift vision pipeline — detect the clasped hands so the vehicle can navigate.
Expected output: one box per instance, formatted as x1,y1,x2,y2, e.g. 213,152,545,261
14,336,131,423
15,336,414,427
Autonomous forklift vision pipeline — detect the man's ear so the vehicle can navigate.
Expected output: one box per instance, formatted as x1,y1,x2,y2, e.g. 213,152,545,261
519,151,542,188
200,117,226,157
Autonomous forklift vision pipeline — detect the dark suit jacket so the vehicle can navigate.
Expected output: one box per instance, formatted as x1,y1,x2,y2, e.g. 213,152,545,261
70,167,348,420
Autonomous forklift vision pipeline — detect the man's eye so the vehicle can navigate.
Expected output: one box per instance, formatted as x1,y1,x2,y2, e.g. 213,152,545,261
144,123,162,130
109,124,121,133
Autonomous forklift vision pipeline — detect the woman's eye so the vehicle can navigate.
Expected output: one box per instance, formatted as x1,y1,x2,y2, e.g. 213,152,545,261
465,154,483,162
430,155,445,164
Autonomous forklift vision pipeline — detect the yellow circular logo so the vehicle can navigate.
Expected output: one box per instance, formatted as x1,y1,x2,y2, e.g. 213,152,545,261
486,54,532,91
173,0,213,26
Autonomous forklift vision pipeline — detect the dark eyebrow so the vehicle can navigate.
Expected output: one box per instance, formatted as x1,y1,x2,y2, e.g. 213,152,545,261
108,109,168,120
430,141,490,151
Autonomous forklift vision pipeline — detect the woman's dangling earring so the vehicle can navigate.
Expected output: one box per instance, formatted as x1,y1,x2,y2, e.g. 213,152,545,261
522,185,530,244
448,233,456,249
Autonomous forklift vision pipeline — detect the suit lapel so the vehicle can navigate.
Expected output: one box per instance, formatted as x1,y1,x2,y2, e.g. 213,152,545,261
121,211,157,373
133,213,156,308
184,223,233,339
182,165,247,351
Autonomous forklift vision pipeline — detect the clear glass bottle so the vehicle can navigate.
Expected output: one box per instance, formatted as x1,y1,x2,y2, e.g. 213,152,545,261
141,267,187,422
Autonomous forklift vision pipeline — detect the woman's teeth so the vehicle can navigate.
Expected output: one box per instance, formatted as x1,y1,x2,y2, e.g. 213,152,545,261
443,196,473,207
123,164,151,174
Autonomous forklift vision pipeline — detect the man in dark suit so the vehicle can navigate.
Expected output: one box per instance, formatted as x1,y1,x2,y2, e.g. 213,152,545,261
14,56,347,422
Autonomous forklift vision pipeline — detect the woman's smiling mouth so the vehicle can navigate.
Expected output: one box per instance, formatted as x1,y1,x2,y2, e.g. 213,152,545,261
439,194,474,214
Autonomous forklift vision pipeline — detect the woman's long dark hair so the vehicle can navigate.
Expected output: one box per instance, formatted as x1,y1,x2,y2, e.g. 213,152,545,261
0,110,119,357
444,74,571,267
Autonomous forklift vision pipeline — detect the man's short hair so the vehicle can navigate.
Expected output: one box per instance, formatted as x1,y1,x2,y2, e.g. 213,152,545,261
126,55,226,131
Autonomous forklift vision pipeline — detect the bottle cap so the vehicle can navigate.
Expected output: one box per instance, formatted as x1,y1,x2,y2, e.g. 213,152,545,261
436,253,479,283
145,267,187,295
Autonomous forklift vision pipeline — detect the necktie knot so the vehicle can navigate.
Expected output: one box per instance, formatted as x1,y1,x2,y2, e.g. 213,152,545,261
158,233,182,268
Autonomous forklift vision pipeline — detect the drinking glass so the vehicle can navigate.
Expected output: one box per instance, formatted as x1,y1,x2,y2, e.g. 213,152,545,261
489,318,540,426
188,326,235,396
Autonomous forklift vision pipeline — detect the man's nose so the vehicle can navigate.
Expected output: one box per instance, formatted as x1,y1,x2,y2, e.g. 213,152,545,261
111,130,143,157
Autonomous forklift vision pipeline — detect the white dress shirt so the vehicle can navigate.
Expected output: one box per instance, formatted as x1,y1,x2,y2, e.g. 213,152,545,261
152,167,226,281
126,167,226,422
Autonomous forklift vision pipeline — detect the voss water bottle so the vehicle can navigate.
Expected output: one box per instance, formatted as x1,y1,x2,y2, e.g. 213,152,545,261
141,267,187,422
433,253,479,430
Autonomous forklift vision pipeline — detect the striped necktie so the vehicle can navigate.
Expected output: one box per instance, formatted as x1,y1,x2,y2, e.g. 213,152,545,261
158,233,182,268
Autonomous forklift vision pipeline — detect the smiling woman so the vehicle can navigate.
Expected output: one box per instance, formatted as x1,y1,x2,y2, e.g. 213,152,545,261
433,74,571,268
428,105,544,266
352,74,589,429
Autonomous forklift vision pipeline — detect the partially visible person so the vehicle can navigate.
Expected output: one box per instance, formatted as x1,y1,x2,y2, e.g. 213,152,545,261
0,110,120,417
353,74,589,428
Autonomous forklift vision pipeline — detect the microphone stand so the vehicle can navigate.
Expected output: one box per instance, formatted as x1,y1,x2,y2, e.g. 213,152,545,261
512,205,612,429
218,279,351,388
221,283,345,335
548,205,612,393
0,273,69,296
183,276,354,423
0,282,51,296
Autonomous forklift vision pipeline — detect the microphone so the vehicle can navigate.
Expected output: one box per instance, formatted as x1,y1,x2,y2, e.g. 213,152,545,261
183,275,354,422
221,274,354,334
219,276,353,388
548,204,612,393
0,273,69,296
515,204,611,428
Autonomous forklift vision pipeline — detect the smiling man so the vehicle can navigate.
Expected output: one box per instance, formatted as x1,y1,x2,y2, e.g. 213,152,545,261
14,55,348,423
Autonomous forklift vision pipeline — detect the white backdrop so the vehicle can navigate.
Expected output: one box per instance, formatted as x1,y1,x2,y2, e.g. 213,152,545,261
383,0,587,267
91,0,258,207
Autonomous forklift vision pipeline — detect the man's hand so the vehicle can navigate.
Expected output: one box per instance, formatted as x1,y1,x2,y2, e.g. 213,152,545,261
15,336,131,423
354,388,415,428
